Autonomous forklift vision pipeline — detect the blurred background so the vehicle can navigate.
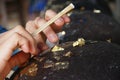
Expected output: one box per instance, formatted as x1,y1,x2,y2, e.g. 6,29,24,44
0,0,120,30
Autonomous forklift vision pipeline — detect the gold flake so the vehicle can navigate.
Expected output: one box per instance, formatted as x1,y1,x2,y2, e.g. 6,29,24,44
52,52,61,61
107,39,111,43
34,57,46,62
54,56,61,61
20,63,38,76
39,57,46,62
53,61,69,70
73,38,85,47
43,60,54,68
51,46,64,52
64,51,72,57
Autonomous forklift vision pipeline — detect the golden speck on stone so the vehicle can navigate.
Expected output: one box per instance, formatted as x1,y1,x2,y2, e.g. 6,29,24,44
73,38,85,47
39,57,46,62
64,51,72,57
43,60,54,68
51,46,64,52
107,39,111,43
20,63,38,76
53,61,69,70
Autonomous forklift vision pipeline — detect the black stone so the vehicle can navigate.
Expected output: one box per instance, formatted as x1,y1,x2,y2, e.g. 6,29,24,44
61,11,120,45
14,41,120,80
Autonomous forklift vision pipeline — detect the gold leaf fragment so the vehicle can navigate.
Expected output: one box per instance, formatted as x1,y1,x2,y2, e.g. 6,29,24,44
64,51,72,57
51,46,64,52
53,61,69,70
73,38,85,47
43,60,54,68
107,39,111,43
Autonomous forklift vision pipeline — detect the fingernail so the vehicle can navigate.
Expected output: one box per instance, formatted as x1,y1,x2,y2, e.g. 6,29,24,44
56,18,63,23
49,34,58,42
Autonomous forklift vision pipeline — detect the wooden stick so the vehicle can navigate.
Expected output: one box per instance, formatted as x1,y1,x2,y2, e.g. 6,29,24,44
32,3,74,36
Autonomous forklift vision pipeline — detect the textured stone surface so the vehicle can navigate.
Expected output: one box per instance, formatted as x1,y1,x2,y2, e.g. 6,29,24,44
61,11,120,45
14,40,120,80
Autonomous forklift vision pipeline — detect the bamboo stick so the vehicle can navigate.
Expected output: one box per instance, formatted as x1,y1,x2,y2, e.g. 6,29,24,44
32,3,74,36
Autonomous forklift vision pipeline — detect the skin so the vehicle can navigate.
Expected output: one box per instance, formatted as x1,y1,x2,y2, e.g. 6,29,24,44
0,10,70,79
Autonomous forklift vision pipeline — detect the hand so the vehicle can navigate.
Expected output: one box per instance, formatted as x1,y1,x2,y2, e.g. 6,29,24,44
0,10,70,79
0,25,37,79
26,9,70,52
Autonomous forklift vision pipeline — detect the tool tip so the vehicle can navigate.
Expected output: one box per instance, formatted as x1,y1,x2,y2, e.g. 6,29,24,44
69,3,75,9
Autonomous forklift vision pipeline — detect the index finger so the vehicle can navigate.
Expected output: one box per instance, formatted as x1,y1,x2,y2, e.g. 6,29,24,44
45,10,70,31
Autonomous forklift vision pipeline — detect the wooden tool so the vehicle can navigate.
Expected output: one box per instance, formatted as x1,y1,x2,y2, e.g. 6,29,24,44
31,3,74,57
32,3,74,35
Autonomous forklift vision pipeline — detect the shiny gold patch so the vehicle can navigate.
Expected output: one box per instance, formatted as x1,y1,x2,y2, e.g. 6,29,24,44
73,38,85,47
53,61,69,70
20,63,38,76
51,46,64,52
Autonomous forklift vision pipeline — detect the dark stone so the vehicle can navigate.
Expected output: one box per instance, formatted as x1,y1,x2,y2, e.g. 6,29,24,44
47,0,112,15
61,11,120,45
14,41,120,80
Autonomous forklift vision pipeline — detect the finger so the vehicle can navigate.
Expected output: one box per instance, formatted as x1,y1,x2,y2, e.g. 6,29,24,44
62,14,70,23
26,19,48,51
0,25,37,54
45,10,70,32
12,26,37,54
45,10,70,23
45,10,65,30
35,18,58,43
0,33,30,60
26,20,37,34
35,33,48,51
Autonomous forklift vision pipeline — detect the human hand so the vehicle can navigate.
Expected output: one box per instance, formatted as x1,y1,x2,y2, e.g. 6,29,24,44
26,9,70,52
0,25,37,79
0,10,70,79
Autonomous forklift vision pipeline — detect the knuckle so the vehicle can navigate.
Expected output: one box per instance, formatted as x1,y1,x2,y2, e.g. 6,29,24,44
46,9,56,16
14,25,24,32
39,19,46,23
46,9,53,14
26,20,35,30
12,32,19,38
37,19,46,26
26,20,33,27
